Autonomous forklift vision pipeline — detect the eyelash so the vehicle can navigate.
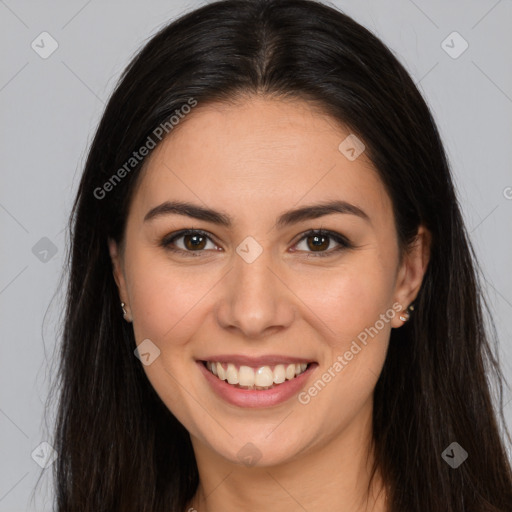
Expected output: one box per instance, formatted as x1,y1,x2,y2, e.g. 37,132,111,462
160,228,352,258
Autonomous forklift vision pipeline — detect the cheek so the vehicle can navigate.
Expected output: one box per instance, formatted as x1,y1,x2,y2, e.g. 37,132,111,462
125,255,215,421
123,241,208,345
129,265,212,346
294,265,393,424
293,255,396,345
293,254,395,408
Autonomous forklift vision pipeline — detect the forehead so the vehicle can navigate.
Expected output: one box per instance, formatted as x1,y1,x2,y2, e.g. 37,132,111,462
129,96,392,228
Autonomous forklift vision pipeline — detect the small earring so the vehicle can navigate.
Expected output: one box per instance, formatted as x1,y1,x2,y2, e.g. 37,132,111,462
121,302,127,317
399,311,410,322
399,303,415,322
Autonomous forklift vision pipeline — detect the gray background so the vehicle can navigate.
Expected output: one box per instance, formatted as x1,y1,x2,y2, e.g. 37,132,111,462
1,0,511,510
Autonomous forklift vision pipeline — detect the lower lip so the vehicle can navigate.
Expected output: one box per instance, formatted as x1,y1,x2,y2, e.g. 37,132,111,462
197,361,318,408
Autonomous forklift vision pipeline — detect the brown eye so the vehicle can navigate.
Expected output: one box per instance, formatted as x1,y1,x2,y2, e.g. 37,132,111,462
182,233,207,250
161,229,219,256
293,229,351,257
306,233,330,251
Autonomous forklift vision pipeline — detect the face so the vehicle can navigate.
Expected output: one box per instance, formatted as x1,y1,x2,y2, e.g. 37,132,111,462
109,95,429,469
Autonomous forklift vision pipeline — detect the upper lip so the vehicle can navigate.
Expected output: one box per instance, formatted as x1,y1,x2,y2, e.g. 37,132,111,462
198,354,316,366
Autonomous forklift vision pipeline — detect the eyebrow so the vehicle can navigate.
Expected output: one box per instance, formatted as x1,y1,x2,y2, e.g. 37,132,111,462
143,199,371,228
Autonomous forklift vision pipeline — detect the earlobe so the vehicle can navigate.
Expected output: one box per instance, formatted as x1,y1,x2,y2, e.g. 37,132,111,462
392,225,431,328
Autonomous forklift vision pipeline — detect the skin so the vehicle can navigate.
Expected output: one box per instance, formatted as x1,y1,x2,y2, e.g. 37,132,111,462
109,95,431,512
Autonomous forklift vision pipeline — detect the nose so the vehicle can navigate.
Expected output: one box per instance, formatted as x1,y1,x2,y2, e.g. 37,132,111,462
215,243,296,339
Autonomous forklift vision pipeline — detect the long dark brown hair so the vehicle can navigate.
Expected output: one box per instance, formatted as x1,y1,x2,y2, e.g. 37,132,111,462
41,0,512,510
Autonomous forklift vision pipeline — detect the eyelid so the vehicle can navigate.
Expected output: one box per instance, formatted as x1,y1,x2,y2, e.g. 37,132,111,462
160,229,219,256
292,229,352,256
160,228,352,257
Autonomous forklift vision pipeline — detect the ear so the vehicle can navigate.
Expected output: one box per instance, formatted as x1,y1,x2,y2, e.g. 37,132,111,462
390,225,431,328
108,237,131,319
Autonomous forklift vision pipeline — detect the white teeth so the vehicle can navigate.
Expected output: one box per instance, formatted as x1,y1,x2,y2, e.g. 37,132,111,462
273,364,286,384
226,363,239,384
285,364,296,380
216,362,226,380
255,366,274,387
205,361,310,388
239,366,255,386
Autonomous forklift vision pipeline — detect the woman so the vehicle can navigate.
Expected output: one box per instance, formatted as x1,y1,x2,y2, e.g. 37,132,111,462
47,0,512,510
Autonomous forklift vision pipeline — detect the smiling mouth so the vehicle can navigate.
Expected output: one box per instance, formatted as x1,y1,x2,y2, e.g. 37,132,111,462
201,361,314,390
